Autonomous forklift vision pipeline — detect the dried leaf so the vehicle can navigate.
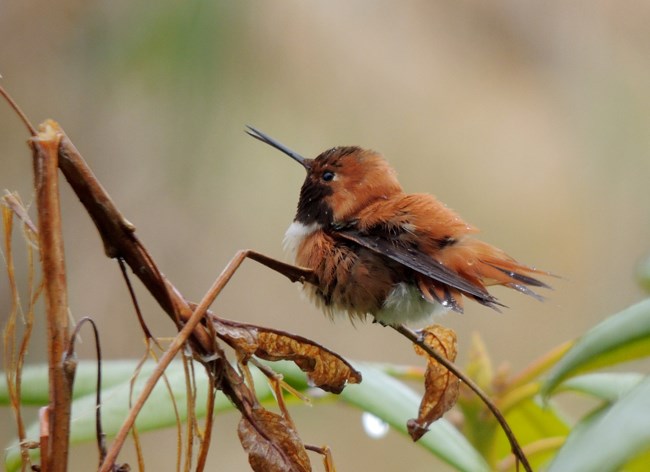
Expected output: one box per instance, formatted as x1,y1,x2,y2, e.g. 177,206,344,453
2,191,38,238
2,191,40,468
238,406,311,472
408,324,460,441
214,320,362,393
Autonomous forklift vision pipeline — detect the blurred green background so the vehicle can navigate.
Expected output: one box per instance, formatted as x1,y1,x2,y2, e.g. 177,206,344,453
1,1,649,470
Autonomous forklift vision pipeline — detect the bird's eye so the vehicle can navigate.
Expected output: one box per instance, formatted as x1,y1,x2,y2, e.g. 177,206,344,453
322,171,335,182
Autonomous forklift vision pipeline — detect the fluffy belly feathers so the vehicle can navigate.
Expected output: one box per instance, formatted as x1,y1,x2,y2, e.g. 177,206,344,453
284,222,445,324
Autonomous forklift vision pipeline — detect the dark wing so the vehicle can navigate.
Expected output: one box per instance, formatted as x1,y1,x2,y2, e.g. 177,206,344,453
335,229,504,311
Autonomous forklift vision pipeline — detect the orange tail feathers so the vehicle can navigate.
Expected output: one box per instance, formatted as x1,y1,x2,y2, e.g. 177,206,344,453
415,239,552,312
441,239,552,301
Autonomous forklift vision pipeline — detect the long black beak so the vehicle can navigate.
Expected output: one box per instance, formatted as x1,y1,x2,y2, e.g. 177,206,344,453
246,125,310,170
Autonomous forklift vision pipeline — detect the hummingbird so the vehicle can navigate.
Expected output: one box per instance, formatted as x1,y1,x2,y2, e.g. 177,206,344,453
246,126,551,326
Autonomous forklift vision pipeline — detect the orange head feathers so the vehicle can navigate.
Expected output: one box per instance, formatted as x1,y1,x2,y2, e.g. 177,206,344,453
247,126,552,326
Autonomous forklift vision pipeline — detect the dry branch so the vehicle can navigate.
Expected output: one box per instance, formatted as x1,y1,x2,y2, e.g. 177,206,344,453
30,124,73,472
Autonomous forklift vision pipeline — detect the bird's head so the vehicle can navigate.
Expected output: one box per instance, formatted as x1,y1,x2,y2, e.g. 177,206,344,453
247,126,402,226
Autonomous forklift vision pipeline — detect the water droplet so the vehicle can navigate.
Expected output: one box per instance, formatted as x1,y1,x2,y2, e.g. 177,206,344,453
361,412,389,439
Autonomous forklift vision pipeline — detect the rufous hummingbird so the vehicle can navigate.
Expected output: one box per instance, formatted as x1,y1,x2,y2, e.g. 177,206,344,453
246,126,551,326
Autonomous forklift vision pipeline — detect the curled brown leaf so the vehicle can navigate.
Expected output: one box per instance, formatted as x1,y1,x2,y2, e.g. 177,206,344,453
407,324,460,441
238,406,311,472
213,319,362,393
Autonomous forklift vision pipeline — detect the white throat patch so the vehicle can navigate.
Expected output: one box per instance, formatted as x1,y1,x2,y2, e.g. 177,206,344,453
283,221,320,257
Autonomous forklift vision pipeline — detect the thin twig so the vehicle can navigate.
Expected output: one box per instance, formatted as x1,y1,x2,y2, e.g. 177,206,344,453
194,320,218,472
391,324,532,472
304,444,336,472
64,317,106,467
2,199,31,471
116,258,161,347
195,370,217,472
181,354,196,472
127,349,151,472
0,83,37,136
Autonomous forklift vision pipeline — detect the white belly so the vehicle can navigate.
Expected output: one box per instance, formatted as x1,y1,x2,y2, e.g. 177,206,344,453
374,282,449,326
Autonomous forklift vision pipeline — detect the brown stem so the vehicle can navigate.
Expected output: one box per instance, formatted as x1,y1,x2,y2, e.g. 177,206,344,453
65,317,106,467
116,257,161,348
0,84,37,136
38,407,49,472
195,372,217,472
30,126,73,472
391,324,532,472
2,195,36,470
305,444,336,472
246,251,319,285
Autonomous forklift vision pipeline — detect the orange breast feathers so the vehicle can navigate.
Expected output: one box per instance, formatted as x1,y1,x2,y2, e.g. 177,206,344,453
293,228,402,319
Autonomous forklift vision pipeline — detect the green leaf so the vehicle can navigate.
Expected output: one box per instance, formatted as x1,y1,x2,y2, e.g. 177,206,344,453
337,363,490,472
542,298,650,396
623,448,650,472
557,372,644,402
4,360,489,472
4,360,273,471
493,398,570,470
1,360,166,405
272,360,489,471
547,375,650,472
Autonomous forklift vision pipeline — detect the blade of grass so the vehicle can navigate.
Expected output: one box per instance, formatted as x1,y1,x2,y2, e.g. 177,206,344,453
542,299,650,396
547,375,650,472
